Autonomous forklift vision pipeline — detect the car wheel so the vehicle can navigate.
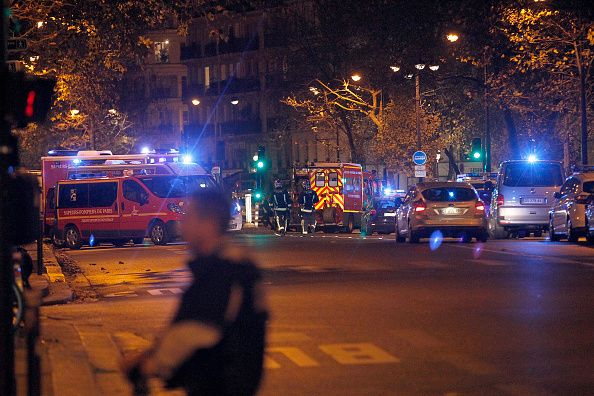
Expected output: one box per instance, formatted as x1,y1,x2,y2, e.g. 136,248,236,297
567,219,578,242
549,218,561,242
395,224,405,243
132,238,144,245
64,225,83,250
477,232,488,243
488,218,508,239
149,221,169,245
407,224,420,243
342,215,354,233
52,230,64,248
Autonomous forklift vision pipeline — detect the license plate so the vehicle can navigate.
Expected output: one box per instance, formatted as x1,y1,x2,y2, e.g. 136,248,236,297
521,197,545,205
441,207,462,215
383,213,396,217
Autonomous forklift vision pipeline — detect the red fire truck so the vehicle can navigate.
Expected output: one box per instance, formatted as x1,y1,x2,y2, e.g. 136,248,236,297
292,163,375,232
41,151,212,238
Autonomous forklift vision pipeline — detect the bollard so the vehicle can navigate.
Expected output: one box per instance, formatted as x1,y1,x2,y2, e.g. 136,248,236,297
255,203,259,227
245,194,252,224
36,217,43,275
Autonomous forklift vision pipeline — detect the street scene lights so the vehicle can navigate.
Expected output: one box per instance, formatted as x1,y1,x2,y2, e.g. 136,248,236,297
69,109,80,116
351,74,362,82
191,98,200,106
230,99,239,105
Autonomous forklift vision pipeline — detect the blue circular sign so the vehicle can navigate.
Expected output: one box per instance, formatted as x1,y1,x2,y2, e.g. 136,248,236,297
412,151,427,165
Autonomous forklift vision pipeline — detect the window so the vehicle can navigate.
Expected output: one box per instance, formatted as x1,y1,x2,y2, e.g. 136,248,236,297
503,163,563,187
328,172,339,187
583,181,594,194
46,187,55,210
59,184,89,208
154,41,170,64
344,177,354,192
315,172,325,187
123,180,148,203
204,66,210,88
88,182,117,207
421,187,477,202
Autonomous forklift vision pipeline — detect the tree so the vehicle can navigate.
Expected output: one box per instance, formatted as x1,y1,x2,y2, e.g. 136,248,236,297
496,2,594,165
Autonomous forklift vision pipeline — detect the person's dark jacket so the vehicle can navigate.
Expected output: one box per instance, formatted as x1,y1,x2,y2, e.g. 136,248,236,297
298,190,319,212
155,246,268,395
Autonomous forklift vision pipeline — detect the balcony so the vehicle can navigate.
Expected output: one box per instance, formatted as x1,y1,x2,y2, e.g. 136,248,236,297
205,78,260,96
203,36,259,57
150,87,179,99
180,43,202,60
183,84,206,100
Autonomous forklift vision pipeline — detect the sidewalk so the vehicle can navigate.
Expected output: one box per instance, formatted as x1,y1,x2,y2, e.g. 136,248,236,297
14,242,74,396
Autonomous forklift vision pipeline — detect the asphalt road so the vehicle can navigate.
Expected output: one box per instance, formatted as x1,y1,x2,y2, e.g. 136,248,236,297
41,232,594,395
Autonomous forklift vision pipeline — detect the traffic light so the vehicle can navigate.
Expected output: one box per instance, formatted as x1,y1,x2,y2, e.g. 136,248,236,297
471,137,482,161
253,145,267,172
1,72,56,128
253,190,264,201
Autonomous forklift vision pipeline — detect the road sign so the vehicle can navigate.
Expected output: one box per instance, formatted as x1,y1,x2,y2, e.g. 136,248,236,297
7,38,28,51
412,151,427,165
414,164,426,178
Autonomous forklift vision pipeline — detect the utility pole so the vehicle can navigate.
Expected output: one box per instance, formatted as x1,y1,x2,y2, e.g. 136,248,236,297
0,0,17,393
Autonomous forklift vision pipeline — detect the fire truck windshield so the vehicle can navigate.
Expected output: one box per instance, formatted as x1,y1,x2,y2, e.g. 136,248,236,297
138,175,216,198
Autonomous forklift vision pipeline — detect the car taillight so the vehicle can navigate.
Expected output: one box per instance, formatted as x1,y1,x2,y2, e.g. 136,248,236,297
413,201,426,213
475,201,485,212
496,194,504,206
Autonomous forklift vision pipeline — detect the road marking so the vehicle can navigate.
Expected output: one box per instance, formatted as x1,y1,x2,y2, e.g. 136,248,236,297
391,329,443,348
103,290,137,298
268,332,312,342
146,287,184,296
468,259,510,266
319,343,400,365
451,243,594,267
267,347,320,367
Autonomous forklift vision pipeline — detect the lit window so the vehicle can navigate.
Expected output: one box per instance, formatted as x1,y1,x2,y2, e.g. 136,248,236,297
154,41,170,64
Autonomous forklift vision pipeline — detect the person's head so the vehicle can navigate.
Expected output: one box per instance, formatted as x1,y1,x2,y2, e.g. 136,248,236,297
302,180,310,190
182,189,231,254
274,180,283,190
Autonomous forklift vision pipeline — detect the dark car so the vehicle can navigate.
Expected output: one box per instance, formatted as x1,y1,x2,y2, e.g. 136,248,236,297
368,197,402,234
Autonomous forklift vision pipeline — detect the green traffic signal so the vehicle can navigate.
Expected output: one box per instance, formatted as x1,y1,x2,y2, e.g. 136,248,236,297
473,151,481,159
254,191,263,200
257,160,264,169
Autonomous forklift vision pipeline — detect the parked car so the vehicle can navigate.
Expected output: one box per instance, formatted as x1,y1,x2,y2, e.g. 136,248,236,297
549,171,594,242
584,200,594,243
366,197,402,234
489,160,564,239
395,182,488,243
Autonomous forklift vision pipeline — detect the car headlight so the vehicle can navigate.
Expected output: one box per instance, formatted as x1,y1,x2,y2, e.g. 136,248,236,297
167,203,186,215
230,202,241,215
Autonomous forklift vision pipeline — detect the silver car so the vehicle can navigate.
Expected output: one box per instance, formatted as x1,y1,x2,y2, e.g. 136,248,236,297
549,171,594,242
489,160,564,239
395,182,488,243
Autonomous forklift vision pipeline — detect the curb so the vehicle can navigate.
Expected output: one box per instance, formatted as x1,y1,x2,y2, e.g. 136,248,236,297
41,244,74,305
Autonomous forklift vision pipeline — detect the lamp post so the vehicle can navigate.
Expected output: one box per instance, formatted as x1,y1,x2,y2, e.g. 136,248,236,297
447,33,491,172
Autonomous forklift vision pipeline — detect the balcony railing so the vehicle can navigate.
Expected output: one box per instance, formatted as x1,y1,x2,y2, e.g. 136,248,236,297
181,43,202,60
203,36,259,57
205,78,260,96
150,87,179,99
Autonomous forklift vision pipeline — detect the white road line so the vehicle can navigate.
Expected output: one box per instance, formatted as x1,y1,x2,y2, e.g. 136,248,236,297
468,259,510,266
451,244,594,268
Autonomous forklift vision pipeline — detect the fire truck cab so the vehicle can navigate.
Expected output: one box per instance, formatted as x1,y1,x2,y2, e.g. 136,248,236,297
294,163,367,233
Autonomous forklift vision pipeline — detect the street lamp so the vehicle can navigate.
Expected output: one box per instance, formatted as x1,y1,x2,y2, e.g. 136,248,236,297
70,109,80,116
446,32,491,171
351,74,362,82
446,33,459,43
230,99,239,105
390,66,400,72
191,98,200,106
415,63,426,70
